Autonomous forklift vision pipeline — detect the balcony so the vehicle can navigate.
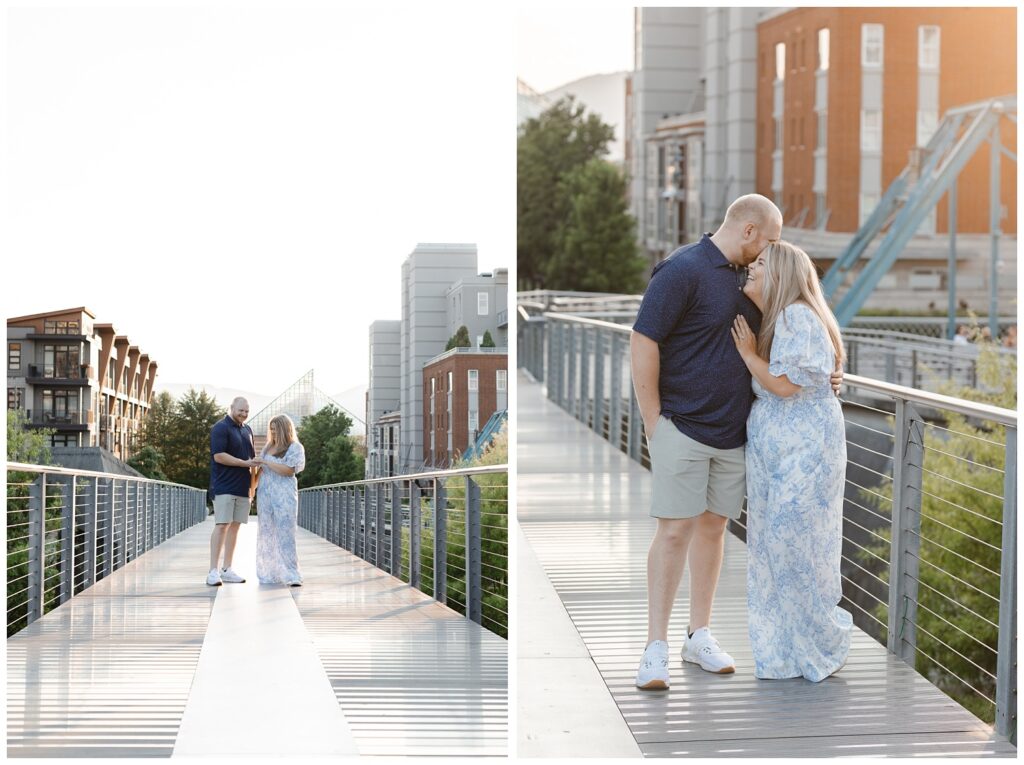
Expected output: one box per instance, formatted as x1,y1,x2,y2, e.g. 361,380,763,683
24,410,89,431
24,333,87,342
425,346,509,366
496,309,508,328
25,365,91,386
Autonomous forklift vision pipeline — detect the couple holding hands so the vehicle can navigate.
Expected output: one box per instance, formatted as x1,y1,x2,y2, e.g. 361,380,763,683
206,398,306,588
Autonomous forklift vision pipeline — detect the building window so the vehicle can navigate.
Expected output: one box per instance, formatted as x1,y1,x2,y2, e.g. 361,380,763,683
919,26,940,71
818,28,830,71
477,292,489,316
43,320,80,335
9,343,21,369
817,113,828,148
861,110,882,152
43,345,80,378
50,433,77,447
774,42,786,81
860,193,880,227
8,387,24,410
496,369,507,391
42,389,79,423
469,411,479,432
917,111,938,147
468,369,478,391
862,24,884,68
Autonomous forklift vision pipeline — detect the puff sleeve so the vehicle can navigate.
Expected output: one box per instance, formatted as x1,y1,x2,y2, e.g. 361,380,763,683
768,304,836,388
282,442,306,474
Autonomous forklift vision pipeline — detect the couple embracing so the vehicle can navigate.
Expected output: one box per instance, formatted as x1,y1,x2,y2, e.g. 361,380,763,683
206,397,307,588
633,194,852,688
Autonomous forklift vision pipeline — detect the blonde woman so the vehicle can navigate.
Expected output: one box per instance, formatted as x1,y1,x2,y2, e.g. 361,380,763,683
731,240,852,682
254,414,306,586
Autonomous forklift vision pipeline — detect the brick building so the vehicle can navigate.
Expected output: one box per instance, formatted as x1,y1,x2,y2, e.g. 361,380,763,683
422,349,507,468
756,7,1016,234
7,307,157,460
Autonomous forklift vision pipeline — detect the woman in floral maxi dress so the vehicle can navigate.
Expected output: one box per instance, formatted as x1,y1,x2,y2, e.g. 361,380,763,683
731,240,852,682
255,414,306,586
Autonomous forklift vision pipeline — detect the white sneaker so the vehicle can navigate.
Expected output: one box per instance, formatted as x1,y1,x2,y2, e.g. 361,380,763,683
206,569,222,587
635,640,670,690
220,567,245,584
681,627,735,674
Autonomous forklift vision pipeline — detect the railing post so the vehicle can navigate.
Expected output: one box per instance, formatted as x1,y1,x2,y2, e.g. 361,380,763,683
59,476,75,606
410,482,422,589
996,427,1017,742
609,333,623,452
535,319,546,383
83,476,97,590
360,487,368,561
627,379,643,463
320,489,328,541
120,480,128,570
391,480,403,578
888,400,924,664
593,330,606,438
433,478,448,604
375,483,386,568
566,324,577,417
546,319,558,402
101,477,113,579
465,476,482,625
27,473,45,625
579,325,590,425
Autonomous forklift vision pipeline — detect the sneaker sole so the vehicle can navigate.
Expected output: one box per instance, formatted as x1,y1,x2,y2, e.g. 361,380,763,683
636,678,669,690
683,657,735,674
206,582,222,587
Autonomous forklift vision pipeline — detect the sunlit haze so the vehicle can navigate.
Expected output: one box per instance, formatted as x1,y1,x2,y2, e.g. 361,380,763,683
4,3,514,408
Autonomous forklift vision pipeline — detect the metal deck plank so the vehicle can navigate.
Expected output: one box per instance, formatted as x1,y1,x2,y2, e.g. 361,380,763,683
517,371,1016,758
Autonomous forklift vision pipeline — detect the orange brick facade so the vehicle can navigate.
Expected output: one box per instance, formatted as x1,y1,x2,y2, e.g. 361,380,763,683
756,8,1016,234
422,353,507,468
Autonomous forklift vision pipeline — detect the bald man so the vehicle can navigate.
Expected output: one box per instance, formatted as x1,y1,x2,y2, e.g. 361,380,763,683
207,397,257,586
631,194,840,689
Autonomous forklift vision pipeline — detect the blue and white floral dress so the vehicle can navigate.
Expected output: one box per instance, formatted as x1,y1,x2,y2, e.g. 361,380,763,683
746,303,852,681
256,441,306,585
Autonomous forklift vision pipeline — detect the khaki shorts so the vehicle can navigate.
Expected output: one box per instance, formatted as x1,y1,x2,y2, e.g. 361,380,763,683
213,494,251,524
647,416,746,520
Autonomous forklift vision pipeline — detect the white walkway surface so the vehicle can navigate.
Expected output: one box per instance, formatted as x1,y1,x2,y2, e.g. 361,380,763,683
172,524,356,757
8,515,507,758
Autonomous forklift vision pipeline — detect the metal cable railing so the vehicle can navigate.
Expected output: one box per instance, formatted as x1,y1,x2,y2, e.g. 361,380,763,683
519,303,1016,742
5,463,208,637
297,465,508,638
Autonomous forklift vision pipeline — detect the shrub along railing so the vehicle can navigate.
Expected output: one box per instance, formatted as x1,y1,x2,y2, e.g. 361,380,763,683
298,465,508,638
519,306,1016,743
6,463,208,637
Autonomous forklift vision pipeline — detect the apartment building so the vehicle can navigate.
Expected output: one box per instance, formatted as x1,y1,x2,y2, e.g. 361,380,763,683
7,307,157,460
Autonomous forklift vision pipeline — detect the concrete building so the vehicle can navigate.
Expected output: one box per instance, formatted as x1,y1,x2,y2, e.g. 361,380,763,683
366,320,402,478
7,307,157,461
422,349,507,468
365,244,508,477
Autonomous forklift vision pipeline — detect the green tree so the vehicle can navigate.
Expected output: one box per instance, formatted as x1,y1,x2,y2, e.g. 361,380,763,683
860,345,1015,726
7,409,53,464
481,330,496,348
137,388,222,489
547,158,646,292
445,325,472,351
296,405,363,488
517,96,616,288
126,445,167,481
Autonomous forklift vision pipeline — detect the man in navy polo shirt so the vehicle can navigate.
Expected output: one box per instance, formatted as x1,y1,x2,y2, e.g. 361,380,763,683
207,397,257,587
631,194,784,689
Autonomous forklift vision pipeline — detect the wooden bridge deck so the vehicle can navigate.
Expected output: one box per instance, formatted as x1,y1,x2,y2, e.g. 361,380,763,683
517,371,1015,758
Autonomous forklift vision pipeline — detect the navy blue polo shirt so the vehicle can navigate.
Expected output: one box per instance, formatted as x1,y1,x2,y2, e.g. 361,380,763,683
209,416,255,497
632,234,762,449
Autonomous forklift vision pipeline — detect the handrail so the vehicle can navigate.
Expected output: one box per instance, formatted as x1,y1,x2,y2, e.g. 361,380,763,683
300,464,507,491
6,462,199,487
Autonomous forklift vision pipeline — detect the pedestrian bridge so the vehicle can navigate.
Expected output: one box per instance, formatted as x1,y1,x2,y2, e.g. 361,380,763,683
517,302,1017,760
6,466,507,758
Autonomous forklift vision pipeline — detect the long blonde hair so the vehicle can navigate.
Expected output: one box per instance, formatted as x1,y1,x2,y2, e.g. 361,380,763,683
264,414,298,458
757,241,846,366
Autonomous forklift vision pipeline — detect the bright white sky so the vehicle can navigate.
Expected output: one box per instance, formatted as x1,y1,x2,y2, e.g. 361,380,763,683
517,5,634,94
3,2,514,399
